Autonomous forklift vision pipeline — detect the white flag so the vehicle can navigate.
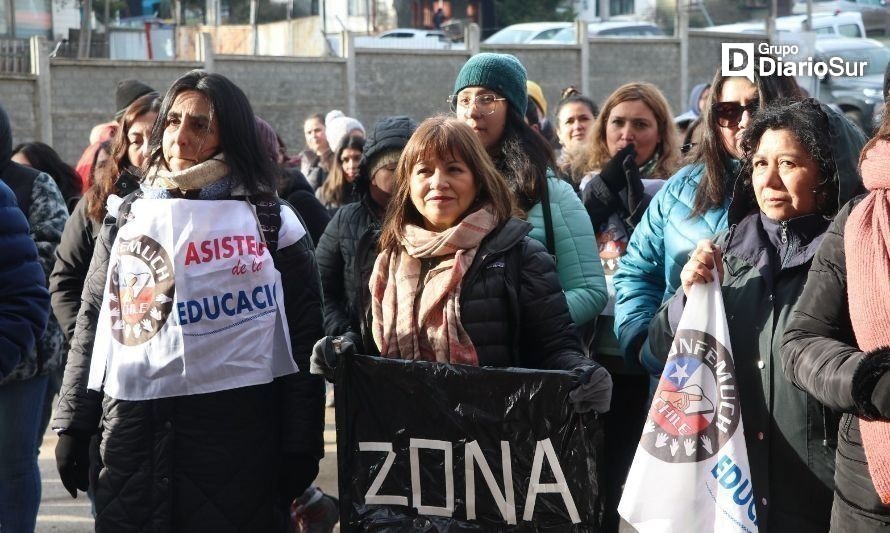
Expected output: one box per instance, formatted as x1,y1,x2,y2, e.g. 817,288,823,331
618,276,759,533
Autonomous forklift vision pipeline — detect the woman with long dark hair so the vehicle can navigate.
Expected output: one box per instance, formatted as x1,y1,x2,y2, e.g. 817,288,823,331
450,53,607,329
316,133,364,215
612,59,802,374
12,141,82,212
52,70,324,531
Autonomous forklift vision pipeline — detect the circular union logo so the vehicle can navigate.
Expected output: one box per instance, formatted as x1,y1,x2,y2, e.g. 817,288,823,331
107,235,175,346
640,329,739,463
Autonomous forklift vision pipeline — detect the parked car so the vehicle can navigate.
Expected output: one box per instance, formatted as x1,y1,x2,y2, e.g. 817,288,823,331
483,22,573,44
792,0,890,36
527,21,664,44
355,28,456,49
813,37,890,131
702,11,867,39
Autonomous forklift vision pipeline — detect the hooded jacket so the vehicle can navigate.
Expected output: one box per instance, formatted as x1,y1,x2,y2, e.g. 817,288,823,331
0,180,49,379
648,103,866,532
315,116,416,350
0,105,67,383
675,82,709,127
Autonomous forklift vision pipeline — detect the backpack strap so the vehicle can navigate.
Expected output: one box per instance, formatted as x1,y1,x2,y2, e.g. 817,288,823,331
539,174,557,263
249,193,281,254
113,190,142,229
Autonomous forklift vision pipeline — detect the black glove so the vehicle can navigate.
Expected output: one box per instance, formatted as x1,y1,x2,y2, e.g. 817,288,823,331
280,452,320,504
568,365,613,414
310,333,358,382
853,347,890,419
623,151,646,217
599,144,637,194
55,431,91,498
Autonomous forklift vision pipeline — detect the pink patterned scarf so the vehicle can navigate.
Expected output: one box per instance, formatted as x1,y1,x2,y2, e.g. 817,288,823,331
370,207,497,366
846,139,890,504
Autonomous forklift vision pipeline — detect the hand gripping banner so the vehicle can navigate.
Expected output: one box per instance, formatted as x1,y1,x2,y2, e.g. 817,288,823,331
335,354,604,532
618,275,759,533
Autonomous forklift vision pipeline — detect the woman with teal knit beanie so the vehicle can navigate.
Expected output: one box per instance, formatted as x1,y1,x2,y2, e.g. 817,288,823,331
450,52,608,334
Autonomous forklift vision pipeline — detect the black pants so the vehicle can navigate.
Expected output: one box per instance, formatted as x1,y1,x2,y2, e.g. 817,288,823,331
601,372,650,533
831,495,890,533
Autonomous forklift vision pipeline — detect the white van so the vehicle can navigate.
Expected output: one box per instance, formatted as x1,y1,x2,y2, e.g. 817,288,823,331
703,12,866,39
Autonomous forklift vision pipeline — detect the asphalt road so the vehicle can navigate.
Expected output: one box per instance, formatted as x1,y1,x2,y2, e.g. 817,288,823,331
35,406,340,532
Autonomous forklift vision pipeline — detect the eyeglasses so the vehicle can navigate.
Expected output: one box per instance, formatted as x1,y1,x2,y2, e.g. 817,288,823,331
448,94,506,115
712,101,759,128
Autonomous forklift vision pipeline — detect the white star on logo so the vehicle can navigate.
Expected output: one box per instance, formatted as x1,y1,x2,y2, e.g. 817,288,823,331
670,362,690,385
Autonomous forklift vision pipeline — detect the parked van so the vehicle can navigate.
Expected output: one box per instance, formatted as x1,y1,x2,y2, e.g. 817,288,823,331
527,21,665,44
811,37,890,132
703,12,866,39
792,0,890,36
483,22,573,44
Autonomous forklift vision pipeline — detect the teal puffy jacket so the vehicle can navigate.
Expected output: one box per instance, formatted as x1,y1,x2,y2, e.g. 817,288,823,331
612,161,737,366
527,176,607,327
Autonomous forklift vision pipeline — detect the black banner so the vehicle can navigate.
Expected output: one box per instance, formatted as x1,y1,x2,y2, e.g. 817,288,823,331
335,354,604,532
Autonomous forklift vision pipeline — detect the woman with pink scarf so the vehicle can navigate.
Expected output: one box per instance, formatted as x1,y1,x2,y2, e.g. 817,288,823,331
783,133,890,531
311,116,612,412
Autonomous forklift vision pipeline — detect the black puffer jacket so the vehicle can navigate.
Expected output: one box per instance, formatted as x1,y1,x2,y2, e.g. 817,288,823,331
367,218,590,370
280,167,330,246
782,196,890,528
53,193,325,532
316,195,380,350
317,115,416,350
49,198,101,342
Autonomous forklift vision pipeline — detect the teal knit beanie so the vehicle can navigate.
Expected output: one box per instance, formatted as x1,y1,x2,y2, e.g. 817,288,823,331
453,53,528,116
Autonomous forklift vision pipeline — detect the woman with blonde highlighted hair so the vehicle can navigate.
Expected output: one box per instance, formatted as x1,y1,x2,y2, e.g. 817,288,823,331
585,82,679,184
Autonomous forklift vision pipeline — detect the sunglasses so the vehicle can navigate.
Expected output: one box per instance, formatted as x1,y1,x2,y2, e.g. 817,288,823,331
712,101,759,128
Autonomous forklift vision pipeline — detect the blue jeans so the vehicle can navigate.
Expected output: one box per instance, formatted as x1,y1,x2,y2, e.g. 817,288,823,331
0,375,48,533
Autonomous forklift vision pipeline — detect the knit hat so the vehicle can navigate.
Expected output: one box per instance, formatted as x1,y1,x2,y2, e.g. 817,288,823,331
114,79,155,120
526,80,547,116
368,150,401,179
325,110,365,153
453,53,528,116
254,116,280,162
364,116,417,167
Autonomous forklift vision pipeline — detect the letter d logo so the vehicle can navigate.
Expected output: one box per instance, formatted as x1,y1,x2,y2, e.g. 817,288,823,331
721,43,755,84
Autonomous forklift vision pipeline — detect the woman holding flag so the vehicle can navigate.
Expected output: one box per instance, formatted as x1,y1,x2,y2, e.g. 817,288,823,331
645,99,866,531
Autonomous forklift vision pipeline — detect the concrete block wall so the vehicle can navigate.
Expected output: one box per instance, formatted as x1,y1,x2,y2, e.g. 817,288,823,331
214,55,347,154
588,38,682,113
1,32,767,166
0,75,39,148
353,49,470,131
688,31,766,91
479,45,584,120
49,59,202,163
